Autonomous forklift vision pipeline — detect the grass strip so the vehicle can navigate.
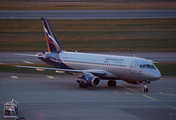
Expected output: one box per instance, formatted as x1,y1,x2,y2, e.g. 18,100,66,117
155,63,176,76
0,63,175,76
0,64,64,75
0,18,176,51
0,1,176,10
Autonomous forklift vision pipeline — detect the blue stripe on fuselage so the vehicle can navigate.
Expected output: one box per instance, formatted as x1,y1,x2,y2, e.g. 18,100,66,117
37,53,72,69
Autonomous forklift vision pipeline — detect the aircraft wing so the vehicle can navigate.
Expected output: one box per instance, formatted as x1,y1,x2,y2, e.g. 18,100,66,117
15,65,107,76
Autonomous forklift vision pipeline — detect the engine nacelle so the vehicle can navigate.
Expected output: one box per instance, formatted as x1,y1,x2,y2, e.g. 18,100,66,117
123,80,142,84
77,76,100,87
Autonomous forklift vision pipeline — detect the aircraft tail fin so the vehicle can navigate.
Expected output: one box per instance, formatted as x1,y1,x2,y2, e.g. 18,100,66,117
41,17,62,52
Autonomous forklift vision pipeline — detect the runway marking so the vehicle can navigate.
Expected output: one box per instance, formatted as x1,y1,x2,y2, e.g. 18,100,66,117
47,76,55,79
116,83,136,93
142,94,158,102
11,76,18,79
116,83,176,111
114,90,176,96
23,61,33,64
142,94,176,110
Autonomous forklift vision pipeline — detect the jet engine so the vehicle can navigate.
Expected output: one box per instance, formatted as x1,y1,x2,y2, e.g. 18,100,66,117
123,80,142,84
77,76,100,88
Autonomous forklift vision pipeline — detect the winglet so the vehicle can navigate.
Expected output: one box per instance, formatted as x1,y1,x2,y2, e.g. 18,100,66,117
41,17,62,52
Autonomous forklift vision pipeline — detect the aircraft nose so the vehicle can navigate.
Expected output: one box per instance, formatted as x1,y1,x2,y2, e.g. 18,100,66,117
150,71,161,80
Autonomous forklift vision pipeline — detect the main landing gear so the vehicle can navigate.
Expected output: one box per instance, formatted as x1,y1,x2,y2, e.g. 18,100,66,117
107,80,116,87
142,82,148,92
79,83,87,88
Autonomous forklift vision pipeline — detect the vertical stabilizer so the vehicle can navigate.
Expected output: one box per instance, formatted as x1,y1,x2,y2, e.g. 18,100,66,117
41,17,62,52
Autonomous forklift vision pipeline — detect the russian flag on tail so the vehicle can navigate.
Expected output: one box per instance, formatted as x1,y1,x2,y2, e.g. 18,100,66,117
41,17,62,52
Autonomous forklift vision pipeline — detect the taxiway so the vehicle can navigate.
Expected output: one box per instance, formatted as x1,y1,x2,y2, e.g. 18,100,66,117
0,10,176,19
0,51,176,64
0,72,176,120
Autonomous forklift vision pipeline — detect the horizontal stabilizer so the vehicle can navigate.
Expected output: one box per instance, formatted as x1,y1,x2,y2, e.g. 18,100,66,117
15,53,48,58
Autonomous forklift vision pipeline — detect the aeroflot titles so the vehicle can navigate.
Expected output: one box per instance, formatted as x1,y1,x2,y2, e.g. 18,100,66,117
105,58,124,62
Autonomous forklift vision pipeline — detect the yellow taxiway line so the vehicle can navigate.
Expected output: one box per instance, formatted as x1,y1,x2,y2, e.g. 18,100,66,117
116,83,176,110
47,76,55,79
11,76,18,79
23,61,34,64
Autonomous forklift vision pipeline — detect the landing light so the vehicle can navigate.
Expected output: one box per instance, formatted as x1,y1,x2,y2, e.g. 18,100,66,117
56,70,65,73
36,68,45,71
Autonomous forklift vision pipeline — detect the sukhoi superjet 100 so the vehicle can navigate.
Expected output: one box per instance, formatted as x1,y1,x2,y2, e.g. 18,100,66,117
16,18,161,92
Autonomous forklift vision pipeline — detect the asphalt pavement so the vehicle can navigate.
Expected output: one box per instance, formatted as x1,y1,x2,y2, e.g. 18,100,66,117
0,51,176,64
0,73,176,120
0,10,176,19
1,9,176,120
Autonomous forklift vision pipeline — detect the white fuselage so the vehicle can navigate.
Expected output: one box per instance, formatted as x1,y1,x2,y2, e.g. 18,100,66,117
45,51,161,82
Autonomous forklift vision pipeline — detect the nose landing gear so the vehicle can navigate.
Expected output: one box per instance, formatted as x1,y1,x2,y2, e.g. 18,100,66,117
143,84,148,92
142,82,148,92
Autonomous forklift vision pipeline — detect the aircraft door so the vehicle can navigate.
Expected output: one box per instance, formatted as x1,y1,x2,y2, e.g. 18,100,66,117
130,61,137,74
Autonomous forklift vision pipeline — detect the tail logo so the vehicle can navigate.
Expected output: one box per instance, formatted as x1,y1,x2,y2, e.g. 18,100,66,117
41,17,62,52
44,27,60,49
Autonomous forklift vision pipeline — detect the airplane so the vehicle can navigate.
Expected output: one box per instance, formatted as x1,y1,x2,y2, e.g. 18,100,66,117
16,17,161,92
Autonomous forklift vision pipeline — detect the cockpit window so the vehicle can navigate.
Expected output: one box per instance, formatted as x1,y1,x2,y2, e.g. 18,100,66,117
143,64,146,68
139,64,156,69
147,64,151,68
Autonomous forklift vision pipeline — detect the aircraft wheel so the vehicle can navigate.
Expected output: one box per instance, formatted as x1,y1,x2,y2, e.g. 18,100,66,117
143,82,148,92
79,83,87,88
143,88,148,92
112,80,116,86
107,81,112,87
79,83,84,88
20,117,25,120
107,80,116,87
143,88,145,92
